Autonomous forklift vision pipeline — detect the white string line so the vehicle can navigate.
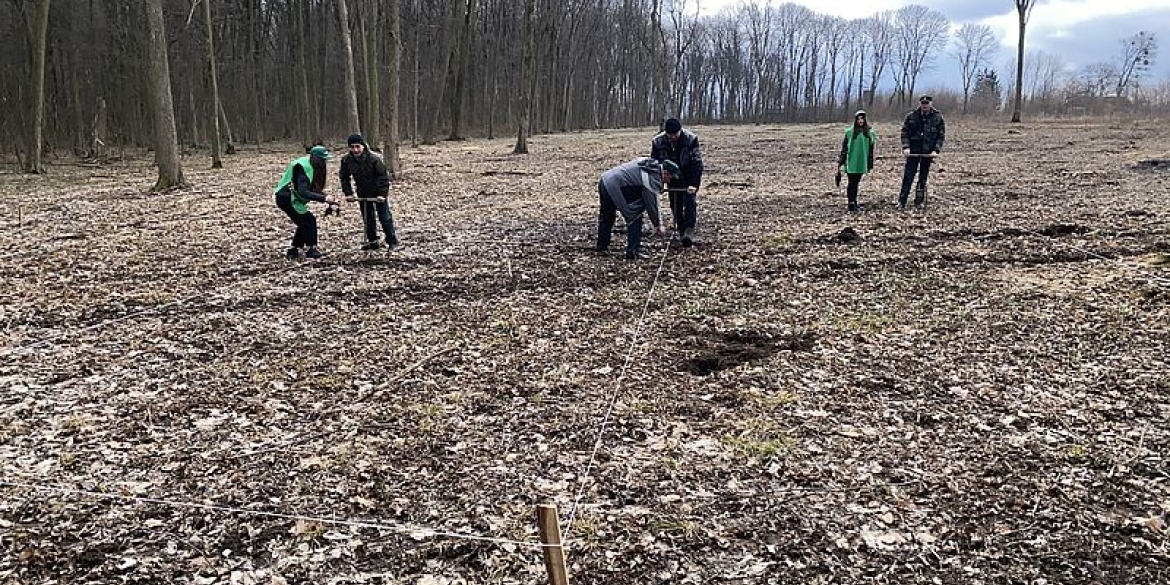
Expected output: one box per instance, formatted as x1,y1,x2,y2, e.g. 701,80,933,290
0,478,553,549
563,234,675,540
914,161,1170,288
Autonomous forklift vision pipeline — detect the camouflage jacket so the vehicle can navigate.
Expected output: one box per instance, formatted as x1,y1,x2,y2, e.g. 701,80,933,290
899,108,946,153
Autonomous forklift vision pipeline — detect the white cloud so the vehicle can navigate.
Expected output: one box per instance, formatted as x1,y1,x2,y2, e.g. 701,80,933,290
981,0,1170,51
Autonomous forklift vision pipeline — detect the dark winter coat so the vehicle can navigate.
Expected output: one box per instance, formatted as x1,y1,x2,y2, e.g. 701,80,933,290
899,108,946,153
339,140,391,198
650,129,704,189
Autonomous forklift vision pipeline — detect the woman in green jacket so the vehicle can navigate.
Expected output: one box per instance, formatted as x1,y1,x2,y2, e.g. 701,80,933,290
274,145,339,259
837,110,876,212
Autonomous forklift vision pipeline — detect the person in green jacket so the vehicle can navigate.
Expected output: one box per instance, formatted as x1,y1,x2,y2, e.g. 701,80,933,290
274,145,340,259
837,110,876,212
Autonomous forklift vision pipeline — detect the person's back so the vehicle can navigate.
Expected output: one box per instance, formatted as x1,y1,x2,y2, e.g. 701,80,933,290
595,157,670,260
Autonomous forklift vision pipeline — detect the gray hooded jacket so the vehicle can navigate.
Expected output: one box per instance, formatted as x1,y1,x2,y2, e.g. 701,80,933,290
599,158,663,228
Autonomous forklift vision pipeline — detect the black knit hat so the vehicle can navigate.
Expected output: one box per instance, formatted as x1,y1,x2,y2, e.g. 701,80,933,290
347,133,365,146
664,118,682,134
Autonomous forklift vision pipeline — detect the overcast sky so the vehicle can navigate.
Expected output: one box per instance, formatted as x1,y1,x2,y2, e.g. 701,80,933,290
696,0,1170,88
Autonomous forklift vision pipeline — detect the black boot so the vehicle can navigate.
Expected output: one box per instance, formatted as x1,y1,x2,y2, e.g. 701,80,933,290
914,187,926,207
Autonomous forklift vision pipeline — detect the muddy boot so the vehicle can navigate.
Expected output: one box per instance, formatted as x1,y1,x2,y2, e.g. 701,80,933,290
681,228,694,247
847,194,859,212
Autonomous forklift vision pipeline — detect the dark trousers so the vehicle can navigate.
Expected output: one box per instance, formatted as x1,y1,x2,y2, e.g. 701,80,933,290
668,190,697,231
597,183,643,255
276,191,318,248
846,173,863,208
899,150,933,205
360,200,398,245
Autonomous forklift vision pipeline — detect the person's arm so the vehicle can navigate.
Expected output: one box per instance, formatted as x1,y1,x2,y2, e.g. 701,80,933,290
294,166,327,203
649,138,660,160
338,157,354,197
838,133,849,167
900,114,912,150
687,137,704,188
640,172,662,229
934,115,945,153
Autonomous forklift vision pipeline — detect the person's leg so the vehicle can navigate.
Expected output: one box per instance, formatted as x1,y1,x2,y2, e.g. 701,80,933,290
597,185,616,251
624,197,645,258
276,194,303,253
361,201,379,245
682,190,698,244
898,156,918,207
377,200,398,247
298,212,317,246
847,173,862,211
625,214,643,258
669,191,684,231
915,157,933,206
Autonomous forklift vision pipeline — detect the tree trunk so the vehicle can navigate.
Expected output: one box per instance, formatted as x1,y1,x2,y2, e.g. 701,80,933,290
25,0,51,173
513,0,535,154
91,98,107,159
294,0,313,144
412,18,420,148
424,2,457,143
145,0,184,190
218,100,235,154
358,0,380,146
448,0,472,140
203,0,223,168
1011,15,1025,123
337,0,362,134
385,0,402,174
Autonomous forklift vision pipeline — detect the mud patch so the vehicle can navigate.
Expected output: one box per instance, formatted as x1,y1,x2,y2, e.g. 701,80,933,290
681,329,816,376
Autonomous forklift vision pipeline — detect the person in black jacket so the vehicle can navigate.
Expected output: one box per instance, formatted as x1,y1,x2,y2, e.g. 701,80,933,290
339,133,399,251
650,118,704,246
898,95,946,208
274,145,339,259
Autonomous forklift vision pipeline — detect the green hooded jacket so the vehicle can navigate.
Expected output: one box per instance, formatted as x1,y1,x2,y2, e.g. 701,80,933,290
839,128,876,175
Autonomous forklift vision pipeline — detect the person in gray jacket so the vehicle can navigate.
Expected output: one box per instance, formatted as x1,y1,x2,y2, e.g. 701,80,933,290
596,157,675,260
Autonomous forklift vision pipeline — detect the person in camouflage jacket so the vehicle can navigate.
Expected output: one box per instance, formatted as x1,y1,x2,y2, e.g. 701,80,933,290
898,95,946,208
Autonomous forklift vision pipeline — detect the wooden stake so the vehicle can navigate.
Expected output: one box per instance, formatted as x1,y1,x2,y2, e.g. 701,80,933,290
537,504,569,585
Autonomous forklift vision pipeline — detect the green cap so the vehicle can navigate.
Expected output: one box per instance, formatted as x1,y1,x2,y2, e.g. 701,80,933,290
660,159,680,176
308,145,333,160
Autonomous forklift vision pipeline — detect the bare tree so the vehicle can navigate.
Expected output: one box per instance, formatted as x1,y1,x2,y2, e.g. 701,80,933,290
1023,50,1069,110
891,5,949,107
1115,31,1157,96
145,0,184,190
385,0,402,174
448,0,472,140
337,0,361,135
1011,0,1038,122
663,0,702,116
357,0,380,147
24,0,50,173
864,11,894,109
952,23,997,113
514,0,535,154
201,0,223,169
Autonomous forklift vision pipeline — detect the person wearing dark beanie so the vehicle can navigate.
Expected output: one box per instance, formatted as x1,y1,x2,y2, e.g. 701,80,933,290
339,133,399,251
